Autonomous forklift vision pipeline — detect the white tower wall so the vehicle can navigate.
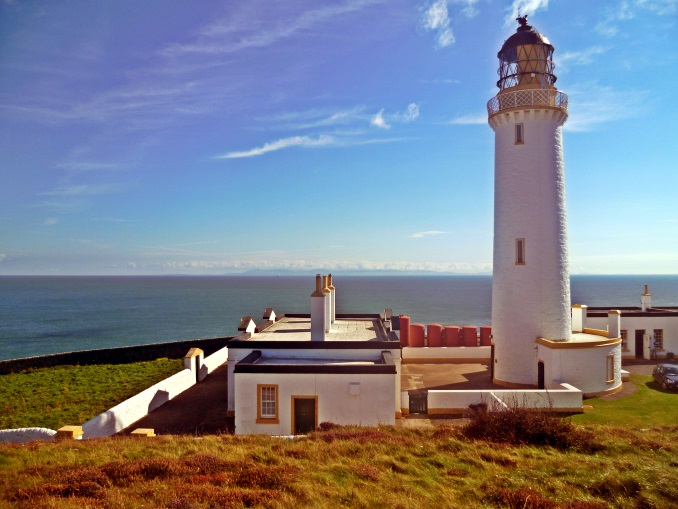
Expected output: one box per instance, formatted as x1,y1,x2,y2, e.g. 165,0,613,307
490,108,571,387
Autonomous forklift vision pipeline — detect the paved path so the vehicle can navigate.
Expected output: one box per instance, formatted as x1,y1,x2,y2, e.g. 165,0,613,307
121,365,233,436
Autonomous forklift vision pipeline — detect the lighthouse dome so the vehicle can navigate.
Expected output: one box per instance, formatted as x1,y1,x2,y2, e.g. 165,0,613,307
498,17,553,59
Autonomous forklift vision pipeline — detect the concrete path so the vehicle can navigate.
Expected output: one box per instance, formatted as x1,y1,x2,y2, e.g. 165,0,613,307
120,364,233,436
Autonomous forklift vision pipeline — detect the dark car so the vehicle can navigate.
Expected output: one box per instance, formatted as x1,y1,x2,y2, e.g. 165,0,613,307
652,364,678,391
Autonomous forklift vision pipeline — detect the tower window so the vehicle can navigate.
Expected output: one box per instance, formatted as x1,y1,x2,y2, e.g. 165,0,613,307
515,123,524,144
606,355,615,383
515,238,525,265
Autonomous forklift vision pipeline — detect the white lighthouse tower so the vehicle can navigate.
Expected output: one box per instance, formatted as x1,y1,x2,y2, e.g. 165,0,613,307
488,16,571,388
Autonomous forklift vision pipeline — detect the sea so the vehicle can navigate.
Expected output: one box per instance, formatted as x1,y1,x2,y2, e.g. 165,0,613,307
1,275,677,362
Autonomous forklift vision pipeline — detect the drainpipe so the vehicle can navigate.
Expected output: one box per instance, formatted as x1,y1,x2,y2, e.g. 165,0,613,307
311,274,326,341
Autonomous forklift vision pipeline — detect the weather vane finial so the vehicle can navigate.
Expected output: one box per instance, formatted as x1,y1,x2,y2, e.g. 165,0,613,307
517,15,528,27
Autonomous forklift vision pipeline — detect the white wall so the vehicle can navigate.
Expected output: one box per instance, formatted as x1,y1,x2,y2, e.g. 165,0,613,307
81,368,196,438
235,372,395,435
200,345,229,381
538,343,622,397
426,383,582,414
587,314,678,359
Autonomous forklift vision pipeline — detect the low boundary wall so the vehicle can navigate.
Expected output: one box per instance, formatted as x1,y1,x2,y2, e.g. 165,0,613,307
402,346,491,363
82,368,197,438
0,337,233,375
199,345,229,381
401,383,582,416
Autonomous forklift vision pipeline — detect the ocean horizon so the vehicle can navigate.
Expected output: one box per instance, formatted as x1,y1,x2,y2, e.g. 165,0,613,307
1,274,677,362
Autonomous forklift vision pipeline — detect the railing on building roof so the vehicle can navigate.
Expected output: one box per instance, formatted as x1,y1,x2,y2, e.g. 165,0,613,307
487,89,568,117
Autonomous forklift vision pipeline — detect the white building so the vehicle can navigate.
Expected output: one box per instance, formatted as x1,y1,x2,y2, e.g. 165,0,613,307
585,286,678,361
227,275,402,435
488,16,622,397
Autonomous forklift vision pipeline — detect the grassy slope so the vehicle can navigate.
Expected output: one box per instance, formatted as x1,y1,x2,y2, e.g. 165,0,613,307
0,424,676,508
0,359,183,430
0,368,676,507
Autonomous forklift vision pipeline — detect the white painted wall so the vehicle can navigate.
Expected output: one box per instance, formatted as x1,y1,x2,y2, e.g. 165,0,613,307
235,372,395,435
0,427,57,444
490,108,571,386
587,314,678,359
427,383,582,413
81,368,196,438
200,345,229,381
538,343,622,396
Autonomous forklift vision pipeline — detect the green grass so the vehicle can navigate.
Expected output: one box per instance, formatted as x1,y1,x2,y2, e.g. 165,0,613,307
0,359,183,430
571,374,678,427
0,424,676,508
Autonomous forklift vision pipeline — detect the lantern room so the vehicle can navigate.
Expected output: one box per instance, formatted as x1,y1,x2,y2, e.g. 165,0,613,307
496,16,556,91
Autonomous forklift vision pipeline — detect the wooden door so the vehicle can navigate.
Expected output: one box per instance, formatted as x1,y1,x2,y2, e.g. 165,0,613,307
293,398,316,435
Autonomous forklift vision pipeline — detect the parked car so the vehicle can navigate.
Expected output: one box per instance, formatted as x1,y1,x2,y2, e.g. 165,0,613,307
652,364,678,391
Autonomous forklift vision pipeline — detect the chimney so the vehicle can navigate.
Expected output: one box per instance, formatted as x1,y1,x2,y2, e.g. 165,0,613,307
641,285,652,311
608,310,621,339
328,273,336,324
322,275,331,333
311,274,326,341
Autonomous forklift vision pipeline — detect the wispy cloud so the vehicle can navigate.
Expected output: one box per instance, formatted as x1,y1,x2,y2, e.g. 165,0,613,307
506,0,550,26
0,253,6,263
422,0,455,48
565,83,650,131
160,0,385,57
371,109,391,129
555,46,610,72
216,135,335,159
596,1,676,38
448,113,486,125
410,230,448,238
371,103,419,129
44,217,59,226
38,184,124,198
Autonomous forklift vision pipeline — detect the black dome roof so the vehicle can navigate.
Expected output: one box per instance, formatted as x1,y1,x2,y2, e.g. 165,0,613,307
498,17,553,59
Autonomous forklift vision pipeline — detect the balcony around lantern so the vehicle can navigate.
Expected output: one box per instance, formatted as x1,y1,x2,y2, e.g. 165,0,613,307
487,89,568,117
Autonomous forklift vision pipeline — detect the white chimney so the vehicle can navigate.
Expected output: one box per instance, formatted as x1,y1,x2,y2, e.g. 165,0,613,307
641,285,652,311
311,274,326,341
571,304,587,333
608,310,621,339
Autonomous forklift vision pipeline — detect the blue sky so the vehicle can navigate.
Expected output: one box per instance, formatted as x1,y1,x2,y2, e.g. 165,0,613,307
1,0,676,275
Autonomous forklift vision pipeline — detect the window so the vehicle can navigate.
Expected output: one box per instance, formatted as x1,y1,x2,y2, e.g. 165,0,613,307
606,355,615,383
620,330,628,351
515,238,526,265
257,384,279,423
515,123,524,144
653,329,664,350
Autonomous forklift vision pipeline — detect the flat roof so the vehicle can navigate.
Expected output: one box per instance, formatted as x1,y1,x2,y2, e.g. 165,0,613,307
240,316,389,342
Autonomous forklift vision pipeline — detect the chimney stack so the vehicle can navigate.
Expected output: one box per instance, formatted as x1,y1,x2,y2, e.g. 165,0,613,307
641,285,652,312
311,274,326,341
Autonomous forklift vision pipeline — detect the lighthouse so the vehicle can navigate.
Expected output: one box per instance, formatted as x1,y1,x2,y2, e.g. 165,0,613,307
488,16,571,387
